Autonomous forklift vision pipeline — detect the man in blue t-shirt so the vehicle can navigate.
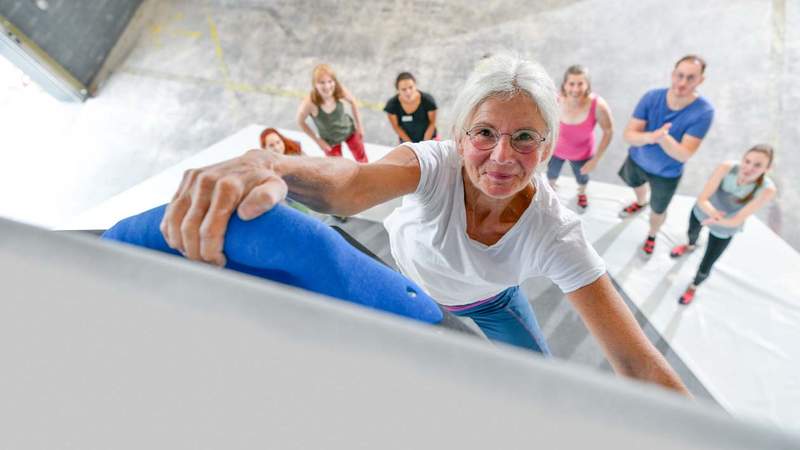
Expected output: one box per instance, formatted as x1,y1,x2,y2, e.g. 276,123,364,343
618,54,714,255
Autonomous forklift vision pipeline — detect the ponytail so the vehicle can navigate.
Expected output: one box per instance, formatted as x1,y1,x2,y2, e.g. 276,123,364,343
738,173,764,204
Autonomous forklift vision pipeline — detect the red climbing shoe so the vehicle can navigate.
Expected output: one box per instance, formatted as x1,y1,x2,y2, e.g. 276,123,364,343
679,287,696,305
670,244,695,258
577,194,588,208
643,236,656,255
619,201,647,218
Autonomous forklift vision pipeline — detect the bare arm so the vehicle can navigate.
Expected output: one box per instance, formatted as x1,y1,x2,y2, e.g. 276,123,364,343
279,145,420,215
623,118,665,147
160,146,421,265
567,274,690,395
656,132,704,163
423,109,437,141
624,117,703,163
580,98,613,175
386,113,412,142
296,98,330,151
708,184,777,228
696,162,733,219
342,87,364,136
594,98,614,158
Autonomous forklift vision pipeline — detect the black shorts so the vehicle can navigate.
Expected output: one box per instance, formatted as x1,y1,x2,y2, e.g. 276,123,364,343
618,155,681,214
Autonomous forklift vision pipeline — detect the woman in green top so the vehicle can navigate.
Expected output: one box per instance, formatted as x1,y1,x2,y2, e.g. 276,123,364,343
296,64,368,163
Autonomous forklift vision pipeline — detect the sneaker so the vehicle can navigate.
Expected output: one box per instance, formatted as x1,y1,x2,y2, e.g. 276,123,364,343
577,194,588,209
642,236,656,255
679,287,696,305
619,201,648,218
670,244,695,258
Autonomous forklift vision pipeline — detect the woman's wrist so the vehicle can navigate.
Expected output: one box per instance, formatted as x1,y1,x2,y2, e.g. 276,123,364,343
699,201,716,216
252,148,286,173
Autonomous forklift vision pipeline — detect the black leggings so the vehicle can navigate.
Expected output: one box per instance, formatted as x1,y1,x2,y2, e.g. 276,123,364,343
687,210,732,286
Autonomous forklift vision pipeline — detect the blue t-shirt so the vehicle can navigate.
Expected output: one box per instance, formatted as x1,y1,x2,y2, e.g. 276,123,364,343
629,88,714,178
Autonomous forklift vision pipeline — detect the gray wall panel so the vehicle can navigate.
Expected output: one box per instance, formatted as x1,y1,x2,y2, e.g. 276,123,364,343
0,0,142,86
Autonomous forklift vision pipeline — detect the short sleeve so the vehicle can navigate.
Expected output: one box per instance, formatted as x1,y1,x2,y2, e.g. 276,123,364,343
539,218,606,293
684,108,714,139
407,140,450,204
421,92,437,111
383,96,400,115
632,90,655,121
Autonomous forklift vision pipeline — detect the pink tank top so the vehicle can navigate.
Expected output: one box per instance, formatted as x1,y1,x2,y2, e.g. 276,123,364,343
554,96,598,161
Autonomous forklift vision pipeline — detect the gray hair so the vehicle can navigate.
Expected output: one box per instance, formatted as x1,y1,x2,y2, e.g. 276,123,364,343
451,54,559,149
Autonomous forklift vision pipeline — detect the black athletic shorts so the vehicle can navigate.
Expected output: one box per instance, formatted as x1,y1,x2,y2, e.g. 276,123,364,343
618,155,681,214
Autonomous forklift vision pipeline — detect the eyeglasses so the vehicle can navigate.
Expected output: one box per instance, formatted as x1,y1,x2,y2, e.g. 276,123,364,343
464,126,547,154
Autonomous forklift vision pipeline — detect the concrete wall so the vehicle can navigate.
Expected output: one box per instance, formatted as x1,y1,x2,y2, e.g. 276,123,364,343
0,0,142,87
2,0,798,251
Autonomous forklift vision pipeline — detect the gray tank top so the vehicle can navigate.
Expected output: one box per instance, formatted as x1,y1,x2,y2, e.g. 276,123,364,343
692,163,774,238
311,100,355,145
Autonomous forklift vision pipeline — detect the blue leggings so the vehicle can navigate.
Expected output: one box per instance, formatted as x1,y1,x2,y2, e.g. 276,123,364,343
449,287,551,355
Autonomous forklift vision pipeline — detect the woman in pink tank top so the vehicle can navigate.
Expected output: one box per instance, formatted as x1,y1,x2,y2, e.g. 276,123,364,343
547,65,614,208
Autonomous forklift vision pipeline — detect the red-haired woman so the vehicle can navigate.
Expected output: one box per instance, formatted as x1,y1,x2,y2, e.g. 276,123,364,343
670,144,777,305
259,128,303,155
259,127,312,214
296,64,367,162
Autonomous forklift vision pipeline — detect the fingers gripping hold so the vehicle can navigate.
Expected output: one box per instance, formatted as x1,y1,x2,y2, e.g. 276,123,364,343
161,168,200,252
238,174,288,220
199,175,248,265
180,171,219,260
160,150,284,266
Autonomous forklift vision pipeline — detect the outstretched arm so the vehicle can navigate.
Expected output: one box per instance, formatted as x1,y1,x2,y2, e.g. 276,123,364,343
279,145,419,215
567,274,690,396
160,145,420,266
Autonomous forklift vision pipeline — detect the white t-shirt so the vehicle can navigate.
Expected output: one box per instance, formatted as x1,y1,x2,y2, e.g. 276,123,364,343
383,140,606,306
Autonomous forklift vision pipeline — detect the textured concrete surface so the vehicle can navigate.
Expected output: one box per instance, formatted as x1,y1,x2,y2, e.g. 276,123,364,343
1,0,796,250
0,0,142,86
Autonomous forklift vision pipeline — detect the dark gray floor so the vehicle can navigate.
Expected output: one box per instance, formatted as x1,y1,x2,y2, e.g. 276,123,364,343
327,215,718,405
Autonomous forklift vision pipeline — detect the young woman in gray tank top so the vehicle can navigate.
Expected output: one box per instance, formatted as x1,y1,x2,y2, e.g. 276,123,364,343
670,144,777,304
296,64,368,163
